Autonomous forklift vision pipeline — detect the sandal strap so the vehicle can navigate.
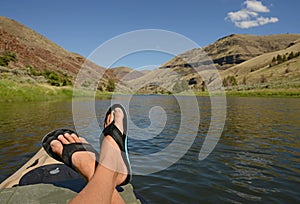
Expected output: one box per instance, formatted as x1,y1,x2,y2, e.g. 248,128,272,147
42,128,98,171
62,143,98,170
100,121,131,186
101,123,125,151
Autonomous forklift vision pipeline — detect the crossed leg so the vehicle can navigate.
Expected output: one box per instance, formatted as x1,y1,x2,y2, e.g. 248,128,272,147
50,107,128,203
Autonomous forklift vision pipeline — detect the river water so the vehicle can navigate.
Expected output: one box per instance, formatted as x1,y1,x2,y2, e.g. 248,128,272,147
0,96,299,203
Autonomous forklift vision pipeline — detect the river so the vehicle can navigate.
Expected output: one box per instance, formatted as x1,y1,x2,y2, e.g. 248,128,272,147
0,96,299,203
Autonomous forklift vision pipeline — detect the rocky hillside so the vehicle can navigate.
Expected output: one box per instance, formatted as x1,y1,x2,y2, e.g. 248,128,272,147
106,66,145,81
124,34,300,93
0,16,106,84
0,16,149,92
160,34,300,70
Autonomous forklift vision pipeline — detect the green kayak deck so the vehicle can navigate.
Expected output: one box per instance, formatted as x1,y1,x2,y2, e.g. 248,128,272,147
0,148,142,204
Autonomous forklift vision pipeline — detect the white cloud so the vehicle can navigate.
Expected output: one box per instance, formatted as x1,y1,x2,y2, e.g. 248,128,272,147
257,16,279,24
244,0,270,13
225,0,279,29
235,17,279,29
227,9,258,21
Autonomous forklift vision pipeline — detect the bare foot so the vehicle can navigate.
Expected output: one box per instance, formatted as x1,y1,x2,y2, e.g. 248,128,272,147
69,106,129,204
50,133,96,181
100,107,128,186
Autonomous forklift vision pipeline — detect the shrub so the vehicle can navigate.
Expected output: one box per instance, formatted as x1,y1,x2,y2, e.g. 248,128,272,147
288,52,294,60
260,75,267,83
43,70,72,86
27,65,41,76
81,80,92,88
282,54,287,62
173,80,189,93
276,54,282,63
242,76,247,85
0,51,17,66
285,68,290,74
272,52,299,66
223,75,237,87
97,85,104,91
106,79,115,92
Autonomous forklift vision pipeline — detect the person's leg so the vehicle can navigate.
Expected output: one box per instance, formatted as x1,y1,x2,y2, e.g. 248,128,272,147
70,107,128,204
50,133,125,203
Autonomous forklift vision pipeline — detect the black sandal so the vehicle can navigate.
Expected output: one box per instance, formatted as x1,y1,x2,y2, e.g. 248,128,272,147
42,128,98,171
100,104,132,186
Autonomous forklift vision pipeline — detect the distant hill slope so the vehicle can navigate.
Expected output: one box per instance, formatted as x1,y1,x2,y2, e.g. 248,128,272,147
0,16,105,79
125,34,300,93
221,39,300,87
106,66,145,81
161,34,300,70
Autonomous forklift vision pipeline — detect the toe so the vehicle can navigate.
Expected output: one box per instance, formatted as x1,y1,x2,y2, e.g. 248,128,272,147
78,137,88,143
50,140,63,156
113,108,124,122
114,107,124,117
64,133,76,143
72,133,82,143
105,111,114,127
113,108,124,134
58,134,70,144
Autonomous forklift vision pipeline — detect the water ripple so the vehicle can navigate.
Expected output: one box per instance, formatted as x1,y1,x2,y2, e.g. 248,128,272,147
0,97,300,203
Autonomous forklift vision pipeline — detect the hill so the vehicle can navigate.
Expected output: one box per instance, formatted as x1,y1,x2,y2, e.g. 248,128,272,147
221,40,300,89
0,16,106,86
1,16,299,97
124,34,300,94
106,66,145,81
160,34,300,70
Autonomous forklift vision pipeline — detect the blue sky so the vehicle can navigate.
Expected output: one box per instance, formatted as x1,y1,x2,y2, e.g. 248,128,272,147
1,0,300,69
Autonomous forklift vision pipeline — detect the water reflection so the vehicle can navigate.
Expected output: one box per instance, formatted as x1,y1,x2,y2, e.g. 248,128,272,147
0,96,299,203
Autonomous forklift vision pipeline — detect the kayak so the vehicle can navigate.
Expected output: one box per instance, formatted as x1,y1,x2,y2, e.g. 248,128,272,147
0,148,144,204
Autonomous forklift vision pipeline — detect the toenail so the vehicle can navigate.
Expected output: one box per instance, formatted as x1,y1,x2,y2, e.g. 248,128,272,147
50,140,58,147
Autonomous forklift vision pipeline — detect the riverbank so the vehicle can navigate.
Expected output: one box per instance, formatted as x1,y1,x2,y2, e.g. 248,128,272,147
179,87,300,97
0,80,112,102
224,88,300,97
1,79,299,102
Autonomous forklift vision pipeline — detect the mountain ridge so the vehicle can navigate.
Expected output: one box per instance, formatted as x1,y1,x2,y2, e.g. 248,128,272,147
161,33,300,70
123,34,300,93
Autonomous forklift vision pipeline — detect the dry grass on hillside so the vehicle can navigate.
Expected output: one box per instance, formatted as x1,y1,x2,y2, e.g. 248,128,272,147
220,42,300,86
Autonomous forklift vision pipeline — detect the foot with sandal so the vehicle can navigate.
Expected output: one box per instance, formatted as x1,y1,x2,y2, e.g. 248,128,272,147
42,104,135,204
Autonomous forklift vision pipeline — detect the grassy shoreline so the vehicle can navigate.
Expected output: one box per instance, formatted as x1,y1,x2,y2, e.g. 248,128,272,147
224,88,300,97
0,80,299,102
0,80,112,102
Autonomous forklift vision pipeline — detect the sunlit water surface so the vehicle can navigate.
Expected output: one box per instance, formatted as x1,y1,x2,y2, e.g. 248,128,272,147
0,96,299,203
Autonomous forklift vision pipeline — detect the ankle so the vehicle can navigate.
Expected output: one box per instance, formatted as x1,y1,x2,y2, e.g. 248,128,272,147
72,152,96,181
